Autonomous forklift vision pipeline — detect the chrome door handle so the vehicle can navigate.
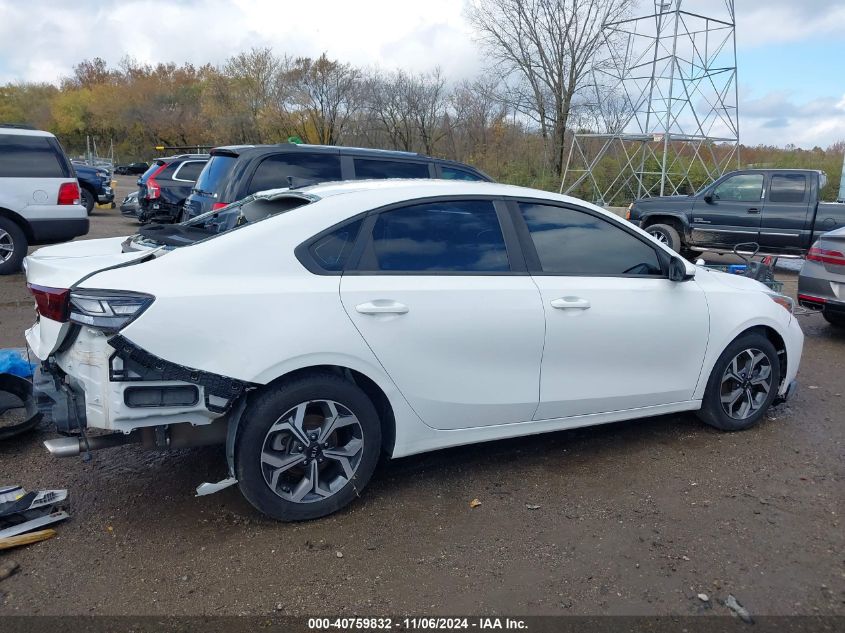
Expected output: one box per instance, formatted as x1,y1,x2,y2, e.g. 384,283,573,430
550,297,591,310
355,300,409,315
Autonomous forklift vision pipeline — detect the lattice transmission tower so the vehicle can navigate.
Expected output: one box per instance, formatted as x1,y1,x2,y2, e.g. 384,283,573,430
561,0,740,204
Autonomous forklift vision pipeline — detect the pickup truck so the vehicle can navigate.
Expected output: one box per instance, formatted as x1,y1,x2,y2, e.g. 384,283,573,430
73,163,114,214
627,169,845,256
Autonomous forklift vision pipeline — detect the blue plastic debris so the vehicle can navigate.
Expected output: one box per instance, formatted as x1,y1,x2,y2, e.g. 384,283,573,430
0,349,35,379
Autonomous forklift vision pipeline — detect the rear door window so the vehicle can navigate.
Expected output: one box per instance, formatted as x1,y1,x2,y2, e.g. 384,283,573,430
0,134,68,178
768,174,807,203
353,158,430,180
357,200,509,272
248,153,342,194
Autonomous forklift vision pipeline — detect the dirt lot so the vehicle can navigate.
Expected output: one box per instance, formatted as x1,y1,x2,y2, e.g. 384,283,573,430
0,176,842,617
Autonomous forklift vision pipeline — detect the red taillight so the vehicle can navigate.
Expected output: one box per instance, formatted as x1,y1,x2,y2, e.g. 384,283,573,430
145,163,168,200
211,202,228,210
57,182,80,205
807,246,845,266
28,284,70,322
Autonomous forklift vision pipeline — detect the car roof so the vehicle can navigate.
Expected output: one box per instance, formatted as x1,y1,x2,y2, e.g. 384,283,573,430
155,154,210,162
0,126,55,138
256,178,599,210
211,143,425,160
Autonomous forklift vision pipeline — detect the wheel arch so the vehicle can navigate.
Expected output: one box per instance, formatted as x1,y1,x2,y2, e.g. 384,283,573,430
0,207,34,242
641,213,688,237
248,364,397,456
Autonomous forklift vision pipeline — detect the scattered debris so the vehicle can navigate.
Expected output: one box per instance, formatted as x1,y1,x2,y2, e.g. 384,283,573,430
0,486,69,539
525,504,541,510
0,528,56,551
0,560,19,581
681,555,690,561
725,594,754,624
469,498,482,509
335,551,344,558
808,385,818,390
697,593,709,602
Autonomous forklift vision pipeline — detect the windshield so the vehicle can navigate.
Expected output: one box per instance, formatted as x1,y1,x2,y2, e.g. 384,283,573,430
194,154,236,196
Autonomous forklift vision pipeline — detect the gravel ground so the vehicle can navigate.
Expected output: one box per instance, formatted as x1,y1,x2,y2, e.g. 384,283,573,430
0,176,842,617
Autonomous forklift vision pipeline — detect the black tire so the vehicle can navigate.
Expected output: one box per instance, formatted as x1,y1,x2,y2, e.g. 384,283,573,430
645,223,682,252
697,332,781,431
80,187,95,215
0,216,28,275
236,373,382,521
823,311,845,328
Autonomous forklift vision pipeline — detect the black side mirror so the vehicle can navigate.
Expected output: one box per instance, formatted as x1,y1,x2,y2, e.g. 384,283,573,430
703,193,714,204
668,256,691,282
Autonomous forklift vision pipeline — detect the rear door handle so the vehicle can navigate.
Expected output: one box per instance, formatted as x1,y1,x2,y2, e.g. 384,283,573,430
355,300,409,315
550,297,591,310
747,207,760,214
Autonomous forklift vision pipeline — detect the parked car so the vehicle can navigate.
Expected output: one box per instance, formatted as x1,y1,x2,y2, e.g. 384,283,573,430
74,163,114,214
0,124,88,275
797,226,845,328
115,162,149,175
182,144,491,221
120,191,140,218
137,154,208,224
627,169,845,256
25,180,802,521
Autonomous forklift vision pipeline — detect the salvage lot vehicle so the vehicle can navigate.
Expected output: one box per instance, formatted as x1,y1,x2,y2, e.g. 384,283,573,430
115,162,149,175
137,154,208,224
0,125,89,275
627,169,845,256
74,163,114,214
120,191,140,218
25,180,802,521
181,143,491,221
797,226,845,327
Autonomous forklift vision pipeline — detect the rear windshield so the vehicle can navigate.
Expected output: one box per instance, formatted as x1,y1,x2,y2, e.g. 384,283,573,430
0,134,70,178
138,160,165,182
194,154,236,195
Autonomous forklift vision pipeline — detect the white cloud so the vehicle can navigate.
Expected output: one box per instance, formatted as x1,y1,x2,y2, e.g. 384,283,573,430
739,91,845,147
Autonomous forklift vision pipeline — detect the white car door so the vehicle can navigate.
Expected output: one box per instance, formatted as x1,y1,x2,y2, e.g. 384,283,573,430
511,200,710,420
340,198,545,430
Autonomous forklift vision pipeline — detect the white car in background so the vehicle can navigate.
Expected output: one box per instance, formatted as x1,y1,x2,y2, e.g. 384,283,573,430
24,180,803,521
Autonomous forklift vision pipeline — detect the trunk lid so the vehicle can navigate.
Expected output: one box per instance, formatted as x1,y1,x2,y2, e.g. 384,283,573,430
24,237,162,358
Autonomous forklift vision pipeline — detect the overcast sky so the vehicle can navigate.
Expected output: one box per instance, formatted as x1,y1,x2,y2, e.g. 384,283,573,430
1,0,844,148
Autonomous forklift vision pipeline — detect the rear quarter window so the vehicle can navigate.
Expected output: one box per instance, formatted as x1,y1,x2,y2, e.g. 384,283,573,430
0,134,69,178
353,158,430,179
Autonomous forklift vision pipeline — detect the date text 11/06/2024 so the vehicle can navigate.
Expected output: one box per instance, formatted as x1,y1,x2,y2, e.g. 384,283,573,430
307,617,528,630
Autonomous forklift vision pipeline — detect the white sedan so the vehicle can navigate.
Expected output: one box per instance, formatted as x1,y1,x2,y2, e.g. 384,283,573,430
24,180,803,521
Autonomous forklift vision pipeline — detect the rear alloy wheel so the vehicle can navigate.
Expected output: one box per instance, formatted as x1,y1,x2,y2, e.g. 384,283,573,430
80,187,96,215
236,374,381,521
645,223,681,252
0,217,27,276
697,333,780,431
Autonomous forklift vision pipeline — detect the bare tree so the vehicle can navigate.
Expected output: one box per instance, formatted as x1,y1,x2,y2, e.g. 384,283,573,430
466,0,631,178
409,68,448,155
223,47,286,143
287,53,362,145
366,69,417,151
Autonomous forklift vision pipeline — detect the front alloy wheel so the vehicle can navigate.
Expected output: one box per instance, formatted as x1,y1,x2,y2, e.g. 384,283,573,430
236,373,381,521
698,332,781,431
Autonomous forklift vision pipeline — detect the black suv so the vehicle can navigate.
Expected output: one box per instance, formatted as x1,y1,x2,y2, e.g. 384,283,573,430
182,144,491,221
137,154,208,223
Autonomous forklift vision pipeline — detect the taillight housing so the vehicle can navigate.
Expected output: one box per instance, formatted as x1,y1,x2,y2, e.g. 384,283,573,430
69,290,155,330
145,163,168,200
807,245,845,266
57,182,80,206
211,202,228,210
28,284,70,322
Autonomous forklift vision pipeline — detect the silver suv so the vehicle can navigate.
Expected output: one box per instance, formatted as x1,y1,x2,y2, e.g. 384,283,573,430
0,125,89,274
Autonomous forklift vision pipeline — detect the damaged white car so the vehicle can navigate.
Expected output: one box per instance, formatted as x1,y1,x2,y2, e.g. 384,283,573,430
25,180,803,521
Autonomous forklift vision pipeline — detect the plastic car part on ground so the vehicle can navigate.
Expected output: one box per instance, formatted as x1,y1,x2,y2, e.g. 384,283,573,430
0,348,35,378
0,485,69,540
0,371,42,441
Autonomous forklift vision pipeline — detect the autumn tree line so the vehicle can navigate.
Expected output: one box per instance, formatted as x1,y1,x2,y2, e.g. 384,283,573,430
0,0,842,201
